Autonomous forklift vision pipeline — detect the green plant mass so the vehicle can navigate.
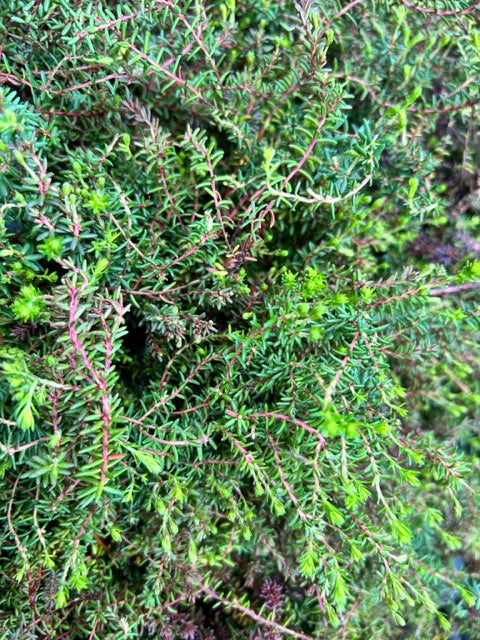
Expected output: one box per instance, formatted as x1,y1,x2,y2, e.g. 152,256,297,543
1,1,480,638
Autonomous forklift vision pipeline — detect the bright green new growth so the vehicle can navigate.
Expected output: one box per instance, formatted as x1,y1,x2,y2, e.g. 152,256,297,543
1,1,480,638
11,285,45,322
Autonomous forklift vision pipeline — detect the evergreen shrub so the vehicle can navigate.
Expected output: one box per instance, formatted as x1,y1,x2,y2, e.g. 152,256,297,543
1,1,480,638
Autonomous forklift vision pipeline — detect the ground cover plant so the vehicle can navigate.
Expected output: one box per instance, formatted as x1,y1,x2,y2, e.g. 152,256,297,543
1,0,480,638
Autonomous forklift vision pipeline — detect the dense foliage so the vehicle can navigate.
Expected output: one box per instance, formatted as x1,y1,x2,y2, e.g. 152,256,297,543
1,1,480,638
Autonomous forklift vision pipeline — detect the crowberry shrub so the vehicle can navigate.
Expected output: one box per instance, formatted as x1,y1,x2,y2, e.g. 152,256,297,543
1,1,480,638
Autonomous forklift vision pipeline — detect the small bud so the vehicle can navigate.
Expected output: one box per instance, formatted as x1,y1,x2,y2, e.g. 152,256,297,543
309,12,320,29
309,326,323,342
310,304,327,320
18,404,35,430
263,146,275,163
62,182,73,196
297,302,310,318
